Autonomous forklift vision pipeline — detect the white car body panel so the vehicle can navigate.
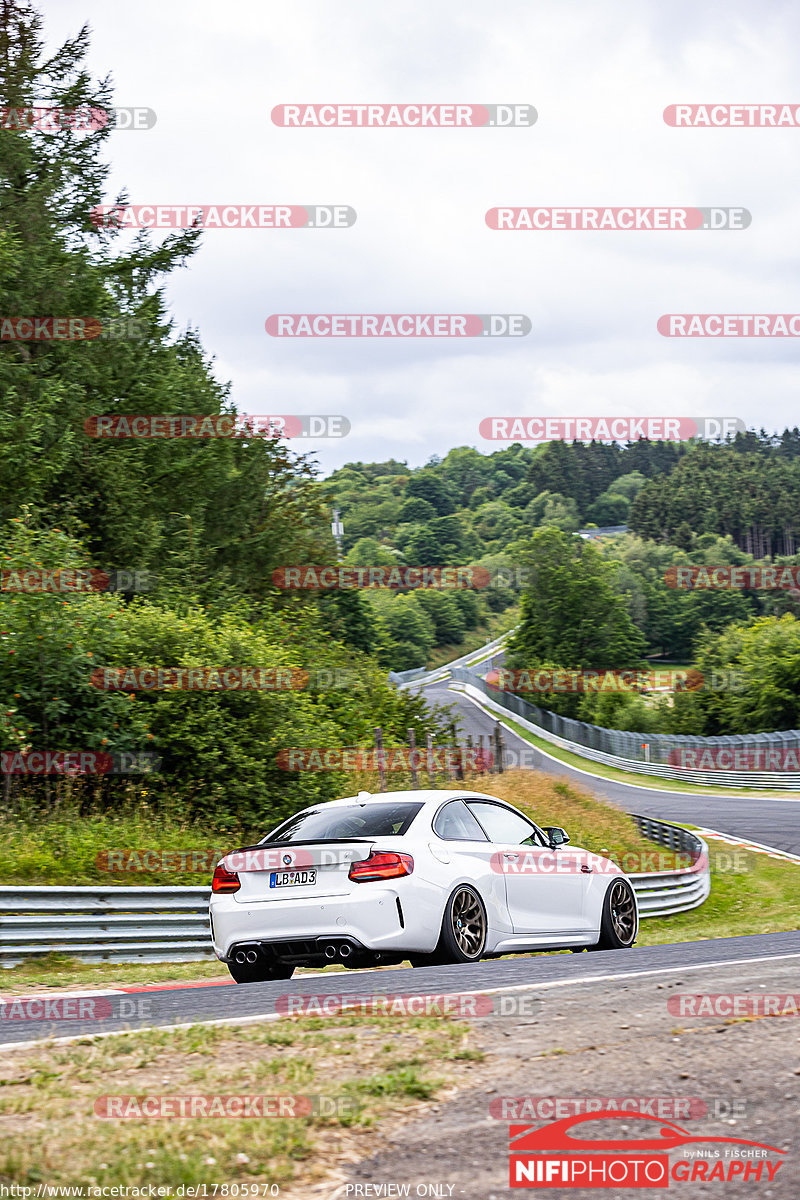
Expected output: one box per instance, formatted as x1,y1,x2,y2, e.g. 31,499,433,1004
209,788,638,963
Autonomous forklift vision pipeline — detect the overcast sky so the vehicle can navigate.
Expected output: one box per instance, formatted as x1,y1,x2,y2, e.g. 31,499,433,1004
48,0,800,476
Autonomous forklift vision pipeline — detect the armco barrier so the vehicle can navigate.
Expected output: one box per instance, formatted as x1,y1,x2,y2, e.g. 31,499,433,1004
389,629,514,690
450,669,800,790
0,886,212,967
0,819,708,965
626,816,710,916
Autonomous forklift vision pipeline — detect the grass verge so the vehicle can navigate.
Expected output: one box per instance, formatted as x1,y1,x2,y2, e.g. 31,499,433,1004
0,1009,479,1192
0,956,370,994
424,607,518,671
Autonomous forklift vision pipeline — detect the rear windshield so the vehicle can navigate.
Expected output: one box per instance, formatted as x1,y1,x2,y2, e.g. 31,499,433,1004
262,801,424,843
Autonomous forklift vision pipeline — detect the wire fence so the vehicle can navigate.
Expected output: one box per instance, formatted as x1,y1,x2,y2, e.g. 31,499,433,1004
450,668,800,789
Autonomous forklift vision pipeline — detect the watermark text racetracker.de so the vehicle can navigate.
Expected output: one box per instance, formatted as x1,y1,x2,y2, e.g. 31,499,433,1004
1,568,153,593
664,103,800,126
667,992,800,1018
91,205,355,229
0,105,156,130
0,996,153,1021
276,747,494,773
485,667,705,694
480,416,743,442
487,207,749,230
94,1094,357,1119
271,103,537,127
84,415,349,439
265,314,530,337
1,751,160,776
488,847,705,875
665,564,800,589
275,991,540,1017
89,667,379,694
90,667,309,691
491,1096,744,1120
668,745,800,771
1,316,146,341
272,565,491,589
659,313,800,336
485,667,761,694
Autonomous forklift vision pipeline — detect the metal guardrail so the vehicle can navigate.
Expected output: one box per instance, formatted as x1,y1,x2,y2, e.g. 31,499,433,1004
0,886,212,967
451,671,800,790
389,629,514,690
626,816,710,917
0,817,709,965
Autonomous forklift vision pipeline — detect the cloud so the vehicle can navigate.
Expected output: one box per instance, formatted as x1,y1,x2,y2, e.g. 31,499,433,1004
47,0,800,472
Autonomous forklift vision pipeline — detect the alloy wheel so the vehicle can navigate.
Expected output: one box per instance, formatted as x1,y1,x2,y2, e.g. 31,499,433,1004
609,880,636,944
450,887,486,957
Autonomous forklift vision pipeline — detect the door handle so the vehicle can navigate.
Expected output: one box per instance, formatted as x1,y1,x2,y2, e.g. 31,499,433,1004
580,864,593,873
503,853,519,861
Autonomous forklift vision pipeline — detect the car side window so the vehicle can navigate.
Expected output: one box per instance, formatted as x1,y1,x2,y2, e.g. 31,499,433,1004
466,801,544,846
433,800,490,841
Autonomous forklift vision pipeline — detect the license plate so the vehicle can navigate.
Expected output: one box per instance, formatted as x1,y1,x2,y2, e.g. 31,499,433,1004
269,869,317,888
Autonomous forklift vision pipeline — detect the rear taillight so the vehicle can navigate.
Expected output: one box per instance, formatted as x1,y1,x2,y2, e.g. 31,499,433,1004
348,851,414,883
212,864,241,893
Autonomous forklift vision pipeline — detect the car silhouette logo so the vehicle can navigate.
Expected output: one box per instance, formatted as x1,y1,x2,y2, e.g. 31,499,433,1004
283,854,292,866
510,1111,786,1155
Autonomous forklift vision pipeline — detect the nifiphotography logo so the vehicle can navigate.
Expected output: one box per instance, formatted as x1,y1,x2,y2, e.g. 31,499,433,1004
508,1111,786,1188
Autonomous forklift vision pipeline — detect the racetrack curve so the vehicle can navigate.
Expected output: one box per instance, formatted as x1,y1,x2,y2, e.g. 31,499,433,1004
419,677,800,855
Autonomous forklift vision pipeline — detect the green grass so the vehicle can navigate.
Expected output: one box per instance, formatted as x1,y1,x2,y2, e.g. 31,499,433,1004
0,954,367,992
635,835,800,944
424,606,518,671
0,1010,475,1190
645,659,693,675
0,803,252,886
0,955,227,990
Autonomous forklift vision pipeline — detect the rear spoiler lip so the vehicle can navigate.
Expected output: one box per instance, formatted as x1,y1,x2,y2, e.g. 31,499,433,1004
226,837,379,855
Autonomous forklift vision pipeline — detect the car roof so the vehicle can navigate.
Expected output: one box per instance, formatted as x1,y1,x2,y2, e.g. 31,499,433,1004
323,789,502,808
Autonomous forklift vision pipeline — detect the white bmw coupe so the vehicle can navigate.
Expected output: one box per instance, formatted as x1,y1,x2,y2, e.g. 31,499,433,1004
209,788,638,982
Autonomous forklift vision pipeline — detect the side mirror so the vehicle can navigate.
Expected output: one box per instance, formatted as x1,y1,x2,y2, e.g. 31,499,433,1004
544,826,570,847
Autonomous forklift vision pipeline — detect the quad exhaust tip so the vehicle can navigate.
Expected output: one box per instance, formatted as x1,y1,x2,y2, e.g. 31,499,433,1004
235,941,357,964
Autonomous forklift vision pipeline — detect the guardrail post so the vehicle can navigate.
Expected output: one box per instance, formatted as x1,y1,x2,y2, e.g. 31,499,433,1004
426,732,438,786
407,728,419,788
479,734,489,773
493,721,504,773
451,722,465,781
374,726,386,792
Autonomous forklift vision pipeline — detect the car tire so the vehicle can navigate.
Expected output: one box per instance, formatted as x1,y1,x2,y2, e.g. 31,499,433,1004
434,884,488,964
409,953,446,968
226,959,295,983
590,879,637,951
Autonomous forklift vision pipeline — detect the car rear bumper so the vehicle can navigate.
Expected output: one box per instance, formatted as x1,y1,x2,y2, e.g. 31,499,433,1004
210,886,438,960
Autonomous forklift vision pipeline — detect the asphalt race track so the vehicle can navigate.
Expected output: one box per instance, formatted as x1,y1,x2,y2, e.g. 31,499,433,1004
420,677,800,855
4,931,800,1048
